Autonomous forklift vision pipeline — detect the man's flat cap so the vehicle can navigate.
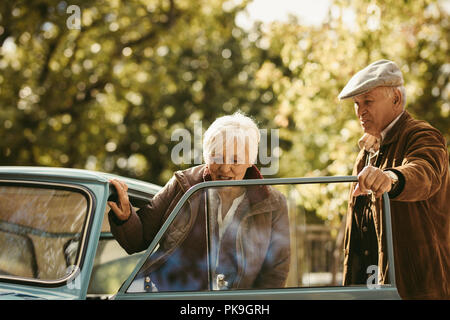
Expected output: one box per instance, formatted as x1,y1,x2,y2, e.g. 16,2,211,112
338,59,404,100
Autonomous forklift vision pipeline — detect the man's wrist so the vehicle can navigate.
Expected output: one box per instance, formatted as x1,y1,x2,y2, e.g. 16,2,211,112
385,170,399,189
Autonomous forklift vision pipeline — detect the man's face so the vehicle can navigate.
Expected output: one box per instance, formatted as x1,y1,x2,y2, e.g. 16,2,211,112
353,87,400,137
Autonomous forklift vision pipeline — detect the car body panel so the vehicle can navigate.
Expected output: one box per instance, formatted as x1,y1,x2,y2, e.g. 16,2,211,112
116,286,401,300
0,166,161,195
0,166,160,300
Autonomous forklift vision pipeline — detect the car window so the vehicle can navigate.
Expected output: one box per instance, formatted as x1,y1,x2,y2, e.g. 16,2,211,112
86,196,151,298
123,179,393,295
0,183,90,282
126,189,208,293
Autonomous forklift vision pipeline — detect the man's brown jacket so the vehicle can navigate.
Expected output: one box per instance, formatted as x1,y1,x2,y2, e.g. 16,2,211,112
343,111,450,299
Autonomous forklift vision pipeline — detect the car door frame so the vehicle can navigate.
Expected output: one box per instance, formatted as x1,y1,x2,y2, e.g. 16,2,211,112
114,176,400,300
82,185,157,299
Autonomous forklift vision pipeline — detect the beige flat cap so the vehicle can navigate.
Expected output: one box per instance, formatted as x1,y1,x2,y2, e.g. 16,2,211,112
338,59,404,100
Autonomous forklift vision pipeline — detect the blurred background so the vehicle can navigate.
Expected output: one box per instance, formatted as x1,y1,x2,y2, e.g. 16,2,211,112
1,0,448,289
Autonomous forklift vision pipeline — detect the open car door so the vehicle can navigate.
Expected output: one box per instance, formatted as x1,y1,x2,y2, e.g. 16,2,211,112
114,176,400,300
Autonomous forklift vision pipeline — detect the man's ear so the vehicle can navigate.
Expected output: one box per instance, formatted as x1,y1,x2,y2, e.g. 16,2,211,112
392,87,402,110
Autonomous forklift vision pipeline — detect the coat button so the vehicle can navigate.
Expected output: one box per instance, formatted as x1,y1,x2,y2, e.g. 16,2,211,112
364,250,369,256
362,226,368,232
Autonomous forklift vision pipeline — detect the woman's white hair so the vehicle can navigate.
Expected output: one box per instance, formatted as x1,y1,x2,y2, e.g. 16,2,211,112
203,111,260,165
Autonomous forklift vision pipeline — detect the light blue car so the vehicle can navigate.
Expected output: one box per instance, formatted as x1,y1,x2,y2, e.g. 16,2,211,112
0,166,400,300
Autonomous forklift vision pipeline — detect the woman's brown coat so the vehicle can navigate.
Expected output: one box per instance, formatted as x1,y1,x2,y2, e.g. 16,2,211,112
109,164,290,291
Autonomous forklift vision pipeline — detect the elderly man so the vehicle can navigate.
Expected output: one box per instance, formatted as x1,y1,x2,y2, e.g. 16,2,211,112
338,59,450,299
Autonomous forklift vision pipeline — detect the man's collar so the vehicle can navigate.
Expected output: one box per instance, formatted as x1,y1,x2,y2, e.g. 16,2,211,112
381,111,404,141
358,110,405,152
381,111,410,146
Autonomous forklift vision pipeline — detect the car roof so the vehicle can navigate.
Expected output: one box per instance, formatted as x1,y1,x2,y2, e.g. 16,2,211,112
0,166,162,195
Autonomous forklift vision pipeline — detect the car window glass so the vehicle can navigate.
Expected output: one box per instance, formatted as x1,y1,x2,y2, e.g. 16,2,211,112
127,189,208,293
125,181,391,293
87,196,151,298
0,231,36,278
0,184,89,281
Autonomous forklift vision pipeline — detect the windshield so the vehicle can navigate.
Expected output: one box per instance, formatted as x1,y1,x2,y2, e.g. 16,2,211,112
0,183,91,283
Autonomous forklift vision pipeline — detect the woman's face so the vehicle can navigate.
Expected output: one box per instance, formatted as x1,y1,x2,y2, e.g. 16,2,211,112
207,140,251,182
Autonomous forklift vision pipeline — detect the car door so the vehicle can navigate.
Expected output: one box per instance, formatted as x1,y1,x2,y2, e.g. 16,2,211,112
113,176,400,300
86,186,159,299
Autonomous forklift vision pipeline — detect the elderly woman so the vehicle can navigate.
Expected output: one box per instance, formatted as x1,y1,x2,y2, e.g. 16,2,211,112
108,112,290,292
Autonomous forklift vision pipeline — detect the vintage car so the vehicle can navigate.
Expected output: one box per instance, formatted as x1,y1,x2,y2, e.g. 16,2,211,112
0,166,401,300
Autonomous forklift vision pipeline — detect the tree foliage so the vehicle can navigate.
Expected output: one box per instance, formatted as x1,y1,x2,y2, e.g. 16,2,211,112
1,0,448,222
0,0,270,184
255,0,449,222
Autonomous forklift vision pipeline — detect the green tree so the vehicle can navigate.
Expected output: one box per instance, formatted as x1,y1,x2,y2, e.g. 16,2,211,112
0,0,274,185
1,0,448,196
250,0,449,224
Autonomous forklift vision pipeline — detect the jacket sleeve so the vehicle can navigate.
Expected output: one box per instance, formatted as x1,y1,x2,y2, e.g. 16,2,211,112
388,128,449,202
253,191,291,288
108,176,180,254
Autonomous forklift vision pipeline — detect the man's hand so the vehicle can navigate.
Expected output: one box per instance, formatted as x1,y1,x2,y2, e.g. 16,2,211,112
108,179,131,221
353,166,392,198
